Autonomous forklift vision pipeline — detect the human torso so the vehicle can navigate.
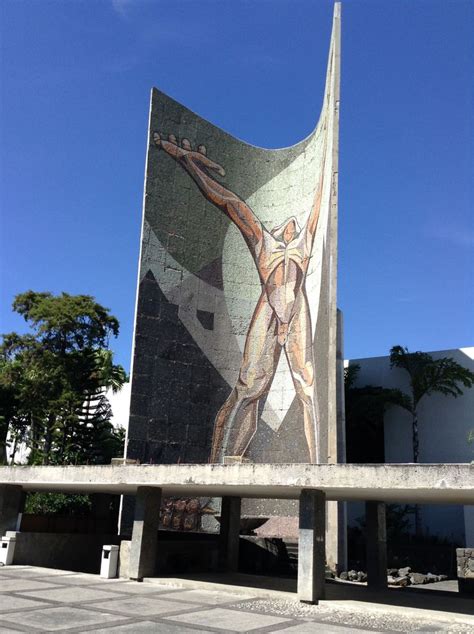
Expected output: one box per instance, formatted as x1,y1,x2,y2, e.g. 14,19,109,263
256,230,309,325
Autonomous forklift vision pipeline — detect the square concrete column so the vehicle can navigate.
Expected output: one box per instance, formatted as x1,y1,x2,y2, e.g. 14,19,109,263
129,486,161,581
365,501,387,590
218,496,241,572
0,485,25,536
298,489,326,604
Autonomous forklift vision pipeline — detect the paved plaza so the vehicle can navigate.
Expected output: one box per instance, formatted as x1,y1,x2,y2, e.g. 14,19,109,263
0,566,473,633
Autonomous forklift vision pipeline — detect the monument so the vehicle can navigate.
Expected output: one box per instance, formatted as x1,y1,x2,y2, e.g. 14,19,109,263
127,5,340,466
124,3,342,557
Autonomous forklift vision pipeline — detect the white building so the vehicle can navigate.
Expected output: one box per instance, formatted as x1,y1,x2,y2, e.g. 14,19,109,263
346,347,474,545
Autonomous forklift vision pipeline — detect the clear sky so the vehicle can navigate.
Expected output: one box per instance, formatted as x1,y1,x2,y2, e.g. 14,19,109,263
1,0,472,372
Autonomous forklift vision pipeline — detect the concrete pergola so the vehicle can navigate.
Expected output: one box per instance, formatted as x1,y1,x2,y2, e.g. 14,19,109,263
1,463,473,603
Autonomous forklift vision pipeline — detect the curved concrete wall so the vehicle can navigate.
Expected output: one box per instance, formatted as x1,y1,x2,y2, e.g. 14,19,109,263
127,7,340,468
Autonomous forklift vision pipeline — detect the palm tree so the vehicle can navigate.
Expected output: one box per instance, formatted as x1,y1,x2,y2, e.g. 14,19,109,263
389,345,474,534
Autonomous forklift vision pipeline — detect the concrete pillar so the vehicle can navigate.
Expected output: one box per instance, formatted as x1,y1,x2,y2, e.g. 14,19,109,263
326,309,348,574
129,486,161,581
0,485,25,536
365,501,387,590
298,489,326,604
218,496,241,572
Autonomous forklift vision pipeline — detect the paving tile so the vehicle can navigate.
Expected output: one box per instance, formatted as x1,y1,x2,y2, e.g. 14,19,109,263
0,578,60,593
97,581,179,594
0,606,127,631
48,574,126,587
277,623,376,633
18,586,120,603
158,589,258,605
0,595,50,612
0,567,73,578
89,596,195,617
91,621,207,633
164,607,291,631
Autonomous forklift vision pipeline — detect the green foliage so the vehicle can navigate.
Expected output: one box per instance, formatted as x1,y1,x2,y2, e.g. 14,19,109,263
389,345,474,535
389,345,474,411
25,493,92,516
0,291,127,466
344,364,408,462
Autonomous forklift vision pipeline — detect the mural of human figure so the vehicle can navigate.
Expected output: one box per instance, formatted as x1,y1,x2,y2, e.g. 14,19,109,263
153,131,327,464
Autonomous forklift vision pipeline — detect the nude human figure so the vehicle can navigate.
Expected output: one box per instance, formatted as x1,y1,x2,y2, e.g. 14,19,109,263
153,131,326,463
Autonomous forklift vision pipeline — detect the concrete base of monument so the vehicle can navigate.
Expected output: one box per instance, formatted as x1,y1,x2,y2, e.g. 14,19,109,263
2,464,473,604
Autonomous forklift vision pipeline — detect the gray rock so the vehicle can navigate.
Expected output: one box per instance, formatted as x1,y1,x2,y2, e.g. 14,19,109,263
357,571,367,582
348,569,358,581
398,566,411,577
409,572,426,585
339,571,348,580
389,576,409,586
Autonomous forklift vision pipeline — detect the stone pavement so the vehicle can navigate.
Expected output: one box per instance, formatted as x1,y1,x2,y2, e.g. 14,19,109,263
0,566,473,633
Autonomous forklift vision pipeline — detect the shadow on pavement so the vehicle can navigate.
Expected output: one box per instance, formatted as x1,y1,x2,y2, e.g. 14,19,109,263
154,573,474,617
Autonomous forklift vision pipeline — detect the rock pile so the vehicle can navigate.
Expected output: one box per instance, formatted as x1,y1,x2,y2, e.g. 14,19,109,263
338,566,448,586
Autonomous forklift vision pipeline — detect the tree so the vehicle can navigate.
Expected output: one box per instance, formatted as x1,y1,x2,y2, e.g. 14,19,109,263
0,291,127,465
389,345,474,535
389,346,474,464
344,363,409,463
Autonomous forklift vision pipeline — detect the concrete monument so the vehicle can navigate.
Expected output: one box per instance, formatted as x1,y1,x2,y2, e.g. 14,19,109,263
126,6,341,471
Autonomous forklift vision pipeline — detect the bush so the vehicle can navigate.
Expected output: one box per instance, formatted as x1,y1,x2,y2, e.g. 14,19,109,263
25,492,91,516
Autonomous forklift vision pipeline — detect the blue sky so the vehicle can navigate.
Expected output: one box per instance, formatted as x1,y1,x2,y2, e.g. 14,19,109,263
1,0,472,371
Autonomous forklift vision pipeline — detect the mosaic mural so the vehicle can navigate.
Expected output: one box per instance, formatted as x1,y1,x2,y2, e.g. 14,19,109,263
126,8,340,470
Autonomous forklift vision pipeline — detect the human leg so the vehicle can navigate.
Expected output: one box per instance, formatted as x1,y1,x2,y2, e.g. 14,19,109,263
285,292,320,463
210,293,281,462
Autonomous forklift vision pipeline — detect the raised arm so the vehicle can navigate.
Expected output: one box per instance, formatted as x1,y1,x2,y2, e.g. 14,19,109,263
154,133,264,251
306,145,327,242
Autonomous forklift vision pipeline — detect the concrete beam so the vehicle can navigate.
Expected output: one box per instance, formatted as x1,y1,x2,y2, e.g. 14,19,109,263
0,464,472,504
366,501,387,590
0,485,25,536
129,486,161,581
298,489,326,604
218,496,241,572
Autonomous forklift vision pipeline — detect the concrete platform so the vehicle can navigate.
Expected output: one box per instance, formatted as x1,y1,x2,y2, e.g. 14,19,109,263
1,463,473,503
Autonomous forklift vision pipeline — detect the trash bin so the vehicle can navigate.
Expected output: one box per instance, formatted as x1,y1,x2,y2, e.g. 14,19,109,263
0,534,17,566
100,544,119,579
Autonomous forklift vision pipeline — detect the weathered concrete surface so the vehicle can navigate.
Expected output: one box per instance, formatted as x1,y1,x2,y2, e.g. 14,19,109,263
129,486,161,580
366,501,387,590
218,496,241,572
4,530,119,572
1,463,473,503
298,490,326,603
457,547,474,596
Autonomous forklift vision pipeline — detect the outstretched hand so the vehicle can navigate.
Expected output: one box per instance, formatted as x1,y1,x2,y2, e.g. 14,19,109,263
153,132,226,177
